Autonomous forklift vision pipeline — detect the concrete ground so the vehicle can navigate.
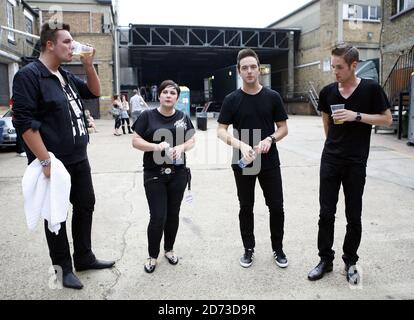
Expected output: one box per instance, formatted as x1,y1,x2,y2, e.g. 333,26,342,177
0,116,413,300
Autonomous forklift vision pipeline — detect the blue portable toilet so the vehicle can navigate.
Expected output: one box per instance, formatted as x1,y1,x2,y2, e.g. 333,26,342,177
176,86,190,116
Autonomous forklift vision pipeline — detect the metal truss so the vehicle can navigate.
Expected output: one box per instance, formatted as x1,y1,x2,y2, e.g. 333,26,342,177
119,25,296,50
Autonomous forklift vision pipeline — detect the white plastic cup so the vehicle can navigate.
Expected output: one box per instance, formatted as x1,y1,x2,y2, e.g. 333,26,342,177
72,41,93,57
330,104,345,124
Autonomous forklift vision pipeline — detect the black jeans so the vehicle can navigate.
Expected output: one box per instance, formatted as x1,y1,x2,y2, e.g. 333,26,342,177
44,159,96,273
114,117,121,129
318,160,366,265
233,166,285,253
144,168,188,258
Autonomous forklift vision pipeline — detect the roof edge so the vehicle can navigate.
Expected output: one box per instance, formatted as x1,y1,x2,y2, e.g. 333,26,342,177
266,0,319,28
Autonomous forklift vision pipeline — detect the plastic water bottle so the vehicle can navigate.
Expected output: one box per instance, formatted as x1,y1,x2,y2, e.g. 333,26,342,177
184,190,193,204
167,147,184,165
238,150,256,168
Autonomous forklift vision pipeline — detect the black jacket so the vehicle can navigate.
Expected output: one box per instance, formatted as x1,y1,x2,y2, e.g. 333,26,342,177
12,59,99,165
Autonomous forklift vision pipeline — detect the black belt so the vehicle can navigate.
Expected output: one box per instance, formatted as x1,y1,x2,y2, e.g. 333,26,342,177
160,166,176,175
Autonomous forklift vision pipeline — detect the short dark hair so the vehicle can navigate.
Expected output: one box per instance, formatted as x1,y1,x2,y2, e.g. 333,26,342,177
331,43,359,66
237,48,260,71
40,22,71,52
158,80,180,97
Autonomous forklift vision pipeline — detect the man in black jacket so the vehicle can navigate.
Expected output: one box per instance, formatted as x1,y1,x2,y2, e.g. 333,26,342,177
12,22,115,289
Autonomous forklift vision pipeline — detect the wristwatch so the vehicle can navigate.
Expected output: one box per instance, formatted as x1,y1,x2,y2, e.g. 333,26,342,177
39,158,51,167
267,136,277,144
355,112,362,122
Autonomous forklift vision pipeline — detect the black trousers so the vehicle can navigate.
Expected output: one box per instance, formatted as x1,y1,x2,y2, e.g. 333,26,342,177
318,160,366,265
44,159,96,273
233,166,285,253
121,118,130,126
114,117,121,129
144,168,188,258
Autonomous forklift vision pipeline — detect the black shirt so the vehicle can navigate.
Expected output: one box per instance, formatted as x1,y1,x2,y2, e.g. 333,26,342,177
317,78,390,165
12,59,98,165
133,108,195,170
218,87,288,171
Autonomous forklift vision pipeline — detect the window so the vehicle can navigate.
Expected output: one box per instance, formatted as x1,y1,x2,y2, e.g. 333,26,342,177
24,10,34,43
6,0,16,42
344,4,381,21
397,0,414,13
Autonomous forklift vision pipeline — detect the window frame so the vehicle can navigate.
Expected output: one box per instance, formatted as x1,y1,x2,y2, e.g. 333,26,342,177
6,0,16,42
23,9,34,44
344,3,381,22
397,0,414,13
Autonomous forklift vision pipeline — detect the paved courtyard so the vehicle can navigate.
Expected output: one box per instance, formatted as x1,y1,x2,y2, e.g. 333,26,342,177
0,115,413,300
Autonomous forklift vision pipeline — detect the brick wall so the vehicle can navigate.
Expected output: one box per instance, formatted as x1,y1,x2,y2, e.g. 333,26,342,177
71,34,114,118
343,21,381,44
41,9,115,118
381,1,414,83
42,11,92,33
0,2,39,57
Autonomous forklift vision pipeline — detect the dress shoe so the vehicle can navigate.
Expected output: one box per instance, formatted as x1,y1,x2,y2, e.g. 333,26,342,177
307,260,333,281
75,259,115,272
62,271,83,289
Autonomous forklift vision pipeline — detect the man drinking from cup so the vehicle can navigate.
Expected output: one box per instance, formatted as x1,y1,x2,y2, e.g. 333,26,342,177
307,44,392,284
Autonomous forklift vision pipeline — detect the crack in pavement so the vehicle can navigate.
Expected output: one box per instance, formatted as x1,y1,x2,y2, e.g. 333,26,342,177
102,172,138,300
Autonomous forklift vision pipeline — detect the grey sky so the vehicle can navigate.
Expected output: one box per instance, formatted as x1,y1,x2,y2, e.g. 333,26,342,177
116,0,313,28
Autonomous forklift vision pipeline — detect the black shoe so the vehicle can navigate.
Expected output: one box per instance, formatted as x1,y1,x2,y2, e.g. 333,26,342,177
239,249,254,268
307,260,333,281
273,251,289,268
75,259,115,272
344,264,360,285
62,271,83,289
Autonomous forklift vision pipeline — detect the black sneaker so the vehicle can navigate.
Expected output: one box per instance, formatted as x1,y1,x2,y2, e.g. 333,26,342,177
273,251,289,268
239,249,254,268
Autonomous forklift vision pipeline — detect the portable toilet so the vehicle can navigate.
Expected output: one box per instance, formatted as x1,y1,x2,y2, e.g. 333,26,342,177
176,86,190,116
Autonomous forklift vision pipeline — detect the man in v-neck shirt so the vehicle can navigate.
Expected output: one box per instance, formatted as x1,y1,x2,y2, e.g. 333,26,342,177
308,44,392,283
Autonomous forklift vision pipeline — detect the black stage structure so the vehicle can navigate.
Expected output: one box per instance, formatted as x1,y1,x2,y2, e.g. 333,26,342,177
118,24,299,103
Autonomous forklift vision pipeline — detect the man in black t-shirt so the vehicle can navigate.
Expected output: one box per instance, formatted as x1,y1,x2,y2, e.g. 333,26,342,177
307,44,392,283
217,48,289,269
12,23,115,290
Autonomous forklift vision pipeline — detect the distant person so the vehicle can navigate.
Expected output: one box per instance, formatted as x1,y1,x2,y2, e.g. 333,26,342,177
130,89,149,125
132,80,195,273
12,22,115,290
84,109,98,133
307,44,392,283
120,95,133,134
151,84,158,102
217,48,289,269
111,95,122,136
140,86,147,101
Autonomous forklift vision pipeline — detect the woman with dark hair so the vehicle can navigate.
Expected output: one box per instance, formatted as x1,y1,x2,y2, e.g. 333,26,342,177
132,80,195,273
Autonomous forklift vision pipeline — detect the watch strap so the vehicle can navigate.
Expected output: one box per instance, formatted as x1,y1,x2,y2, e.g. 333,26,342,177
40,158,51,167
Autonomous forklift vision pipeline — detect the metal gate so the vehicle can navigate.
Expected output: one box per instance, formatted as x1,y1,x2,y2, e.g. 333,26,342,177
0,63,10,107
